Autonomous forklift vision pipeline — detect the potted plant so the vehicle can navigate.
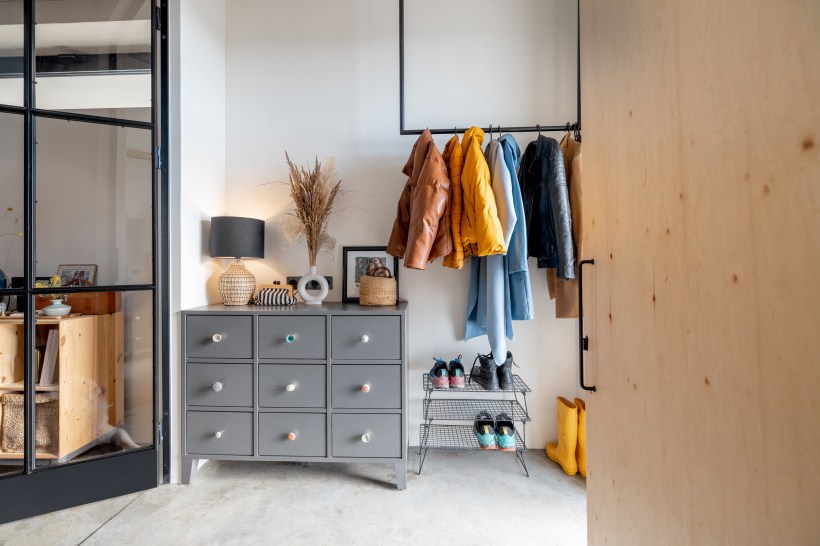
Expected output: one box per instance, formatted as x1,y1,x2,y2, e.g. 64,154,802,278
281,153,342,304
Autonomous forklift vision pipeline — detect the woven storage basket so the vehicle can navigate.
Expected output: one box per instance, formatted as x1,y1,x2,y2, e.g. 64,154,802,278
1,393,58,453
359,267,397,306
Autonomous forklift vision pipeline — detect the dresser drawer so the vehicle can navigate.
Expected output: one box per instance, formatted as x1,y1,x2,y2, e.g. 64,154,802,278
186,363,253,407
186,411,253,456
331,316,400,360
259,364,326,408
259,413,326,457
186,315,253,359
331,414,401,458
332,365,400,409
258,316,326,359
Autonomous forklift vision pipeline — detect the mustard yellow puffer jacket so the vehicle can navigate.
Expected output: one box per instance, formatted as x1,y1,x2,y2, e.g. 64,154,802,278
460,127,505,256
442,135,464,269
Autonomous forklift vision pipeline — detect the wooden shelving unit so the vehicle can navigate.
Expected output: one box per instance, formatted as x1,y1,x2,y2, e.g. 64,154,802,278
0,313,124,462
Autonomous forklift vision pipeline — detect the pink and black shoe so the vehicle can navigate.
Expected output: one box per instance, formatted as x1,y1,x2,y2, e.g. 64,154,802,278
429,358,450,389
448,355,465,389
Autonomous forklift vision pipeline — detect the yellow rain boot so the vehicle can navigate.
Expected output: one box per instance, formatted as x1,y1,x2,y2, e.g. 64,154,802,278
574,398,587,478
546,397,578,476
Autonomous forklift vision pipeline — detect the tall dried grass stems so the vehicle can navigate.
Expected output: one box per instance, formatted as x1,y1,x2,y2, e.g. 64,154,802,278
281,152,342,266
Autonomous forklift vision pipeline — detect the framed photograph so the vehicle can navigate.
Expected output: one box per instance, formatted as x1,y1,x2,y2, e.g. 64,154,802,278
56,264,97,286
342,247,399,303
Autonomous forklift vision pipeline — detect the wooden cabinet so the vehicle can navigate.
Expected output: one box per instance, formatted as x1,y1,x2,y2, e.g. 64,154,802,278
181,303,408,489
0,313,124,462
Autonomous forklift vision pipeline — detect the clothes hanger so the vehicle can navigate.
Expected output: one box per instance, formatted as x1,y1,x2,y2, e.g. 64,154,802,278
537,124,541,137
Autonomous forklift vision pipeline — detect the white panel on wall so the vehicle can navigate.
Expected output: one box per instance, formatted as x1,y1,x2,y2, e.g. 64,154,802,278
224,0,580,449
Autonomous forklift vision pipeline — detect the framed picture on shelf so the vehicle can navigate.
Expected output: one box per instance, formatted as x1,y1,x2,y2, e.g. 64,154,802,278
56,264,97,286
342,246,398,303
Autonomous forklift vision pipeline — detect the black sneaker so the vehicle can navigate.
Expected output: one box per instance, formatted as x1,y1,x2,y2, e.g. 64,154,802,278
429,358,449,389
469,353,500,390
495,412,517,451
496,351,516,391
474,411,497,450
448,355,465,389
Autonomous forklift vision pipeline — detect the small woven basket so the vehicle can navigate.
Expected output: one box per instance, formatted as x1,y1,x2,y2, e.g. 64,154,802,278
359,267,397,306
1,393,58,453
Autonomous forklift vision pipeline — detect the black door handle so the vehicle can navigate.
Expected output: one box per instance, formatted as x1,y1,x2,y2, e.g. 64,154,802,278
578,259,596,392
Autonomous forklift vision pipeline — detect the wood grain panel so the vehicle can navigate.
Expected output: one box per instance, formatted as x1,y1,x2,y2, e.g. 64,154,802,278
581,1,820,543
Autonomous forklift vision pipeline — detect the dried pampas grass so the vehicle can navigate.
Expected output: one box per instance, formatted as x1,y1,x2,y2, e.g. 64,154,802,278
281,152,342,266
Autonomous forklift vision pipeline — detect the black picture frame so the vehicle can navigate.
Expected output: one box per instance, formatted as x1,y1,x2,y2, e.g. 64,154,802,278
342,246,399,303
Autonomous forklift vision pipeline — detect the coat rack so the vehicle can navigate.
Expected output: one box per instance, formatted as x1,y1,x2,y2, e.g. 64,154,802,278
398,0,582,136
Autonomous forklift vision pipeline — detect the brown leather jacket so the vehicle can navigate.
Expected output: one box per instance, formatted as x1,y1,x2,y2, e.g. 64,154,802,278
387,130,453,269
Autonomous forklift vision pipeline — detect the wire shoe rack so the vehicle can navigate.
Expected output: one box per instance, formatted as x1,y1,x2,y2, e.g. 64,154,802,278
418,368,532,477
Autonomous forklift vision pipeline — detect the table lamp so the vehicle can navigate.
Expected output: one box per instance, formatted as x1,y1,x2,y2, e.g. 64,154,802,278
210,216,265,305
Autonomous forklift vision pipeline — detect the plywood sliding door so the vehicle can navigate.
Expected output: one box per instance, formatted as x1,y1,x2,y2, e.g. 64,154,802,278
580,0,820,543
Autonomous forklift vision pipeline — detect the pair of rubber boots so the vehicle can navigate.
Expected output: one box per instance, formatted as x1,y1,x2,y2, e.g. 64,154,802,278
546,397,586,477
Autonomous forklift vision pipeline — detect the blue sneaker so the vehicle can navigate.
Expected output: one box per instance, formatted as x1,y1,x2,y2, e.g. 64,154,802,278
429,358,449,389
474,411,497,450
495,412,517,451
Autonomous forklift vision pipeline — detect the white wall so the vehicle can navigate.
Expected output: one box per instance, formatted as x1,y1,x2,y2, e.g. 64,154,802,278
169,0,226,482
223,0,580,449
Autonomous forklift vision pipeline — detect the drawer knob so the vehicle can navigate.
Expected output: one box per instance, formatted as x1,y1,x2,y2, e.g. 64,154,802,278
360,335,370,343
287,432,297,441
212,333,223,343
360,383,371,393
285,383,296,392
214,430,224,439
361,433,371,443
212,381,223,392
285,334,296,343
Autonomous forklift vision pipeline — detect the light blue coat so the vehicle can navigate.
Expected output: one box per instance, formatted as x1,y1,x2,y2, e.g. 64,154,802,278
499,135,533,321
465,137,533,364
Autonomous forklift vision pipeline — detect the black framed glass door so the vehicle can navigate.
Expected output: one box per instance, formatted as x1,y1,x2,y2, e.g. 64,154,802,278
0,0,166,523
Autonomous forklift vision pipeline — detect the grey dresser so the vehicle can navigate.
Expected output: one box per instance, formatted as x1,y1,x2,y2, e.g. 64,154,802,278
180,302,408,489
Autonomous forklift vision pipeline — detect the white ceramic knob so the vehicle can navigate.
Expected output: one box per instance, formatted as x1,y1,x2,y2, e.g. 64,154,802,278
361,433,371,443
361,335,370,343
361,384,371,393
214,430,223,439
287,432,297,441
212,333,223,343
212,381,223,392
286,383,296,392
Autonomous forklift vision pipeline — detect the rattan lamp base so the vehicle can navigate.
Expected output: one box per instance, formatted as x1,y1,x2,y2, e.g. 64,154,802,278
218,261,256,305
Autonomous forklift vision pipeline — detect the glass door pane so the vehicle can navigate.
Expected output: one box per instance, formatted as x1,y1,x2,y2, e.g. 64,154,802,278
35,117,153,286
33,290,153,468
0,112,24,293
0,0,23,107
34,0,152,122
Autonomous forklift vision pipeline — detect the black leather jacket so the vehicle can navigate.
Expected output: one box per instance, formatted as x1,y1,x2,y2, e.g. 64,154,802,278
519,136,575,279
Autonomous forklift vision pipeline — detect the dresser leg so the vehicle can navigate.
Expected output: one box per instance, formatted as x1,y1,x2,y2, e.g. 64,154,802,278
394,462,407,490
182,458,198,485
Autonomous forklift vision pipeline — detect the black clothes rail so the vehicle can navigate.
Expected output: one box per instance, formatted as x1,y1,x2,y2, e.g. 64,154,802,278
398,0,582,136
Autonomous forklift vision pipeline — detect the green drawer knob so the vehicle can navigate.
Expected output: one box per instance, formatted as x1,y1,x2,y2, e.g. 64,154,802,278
285,334,296,343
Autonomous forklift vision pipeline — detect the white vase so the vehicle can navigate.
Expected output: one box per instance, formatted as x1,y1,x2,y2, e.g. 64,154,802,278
43,299,72,317
297,265,328,305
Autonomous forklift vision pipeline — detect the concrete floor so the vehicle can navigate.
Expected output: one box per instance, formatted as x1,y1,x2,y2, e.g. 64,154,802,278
0,450,586,545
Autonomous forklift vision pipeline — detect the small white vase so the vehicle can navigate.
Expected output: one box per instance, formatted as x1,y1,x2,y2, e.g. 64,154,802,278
297,265,328,305
43,299,72,317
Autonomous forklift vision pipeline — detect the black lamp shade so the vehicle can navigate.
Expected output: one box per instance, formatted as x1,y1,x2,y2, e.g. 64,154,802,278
210,216,265,259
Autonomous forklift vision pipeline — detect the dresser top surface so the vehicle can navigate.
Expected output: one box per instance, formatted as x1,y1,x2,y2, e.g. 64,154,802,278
183,301,407,315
